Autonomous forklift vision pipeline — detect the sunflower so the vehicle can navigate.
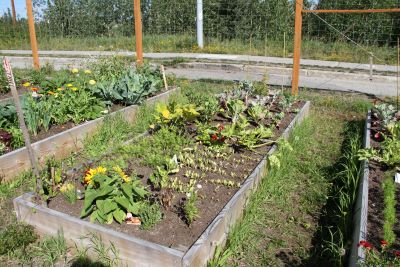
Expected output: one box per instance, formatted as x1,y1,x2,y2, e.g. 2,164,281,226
113,166,131,183
84,166,107,185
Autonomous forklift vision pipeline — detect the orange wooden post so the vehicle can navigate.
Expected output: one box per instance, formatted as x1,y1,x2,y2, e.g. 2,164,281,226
134,0,144,66
291,0,303,95
302,8,400,14
11,0,17,26
26,0,40,69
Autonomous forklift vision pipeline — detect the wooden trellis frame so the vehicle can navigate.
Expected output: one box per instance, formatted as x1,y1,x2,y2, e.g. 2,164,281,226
291,1,400,95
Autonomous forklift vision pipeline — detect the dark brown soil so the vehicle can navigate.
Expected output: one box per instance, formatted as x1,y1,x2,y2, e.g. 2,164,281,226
47,100,305,251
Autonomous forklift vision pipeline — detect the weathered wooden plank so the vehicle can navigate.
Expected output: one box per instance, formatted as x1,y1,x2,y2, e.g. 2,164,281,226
0,88,178,182
14,193,184,267
182,101,311,267
349,111,371,267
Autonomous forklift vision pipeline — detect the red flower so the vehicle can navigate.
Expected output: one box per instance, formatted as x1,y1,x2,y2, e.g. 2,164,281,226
380,240,388,248
358,240,373,250
31,87,39,92
218,125,224,132
394,251,400,258
220,136,225,142
374,132,381,139
211,134,218,141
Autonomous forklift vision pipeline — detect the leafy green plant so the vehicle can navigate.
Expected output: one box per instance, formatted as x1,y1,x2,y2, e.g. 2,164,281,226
92,67,162,105
138,202,163,230
359,240,400,267
153,103,200,127
31,229,68,266
73,232,121,267
60,182,78,204
374,104,397,127
207,246,233,267
0,222,38,255
247,103,269,124
225,99,246,124
81,166,149,224
90,56,130,82
183,190,199,225
150,156,179,190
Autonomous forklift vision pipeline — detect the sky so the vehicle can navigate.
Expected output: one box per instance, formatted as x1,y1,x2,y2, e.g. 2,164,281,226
0,0,27,18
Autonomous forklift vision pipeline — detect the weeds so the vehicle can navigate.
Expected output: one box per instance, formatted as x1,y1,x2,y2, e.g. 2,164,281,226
31,229,68,266
72,233,121,267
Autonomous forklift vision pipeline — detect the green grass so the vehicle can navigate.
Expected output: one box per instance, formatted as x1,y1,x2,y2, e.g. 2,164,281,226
382,173,397,245
0,34,397,64
217,90,371,266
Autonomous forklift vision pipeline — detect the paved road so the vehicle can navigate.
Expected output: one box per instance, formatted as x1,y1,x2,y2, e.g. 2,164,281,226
4,55,399,97
1,50,397,73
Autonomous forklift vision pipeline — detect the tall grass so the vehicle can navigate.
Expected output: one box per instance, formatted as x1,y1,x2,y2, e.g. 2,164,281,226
0,33,397,65
320,121,364,266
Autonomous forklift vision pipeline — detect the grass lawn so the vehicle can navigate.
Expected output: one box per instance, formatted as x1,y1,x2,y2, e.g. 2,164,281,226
0,80,375,266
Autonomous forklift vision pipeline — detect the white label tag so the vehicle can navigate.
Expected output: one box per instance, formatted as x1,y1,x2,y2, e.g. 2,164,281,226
395,173,400,184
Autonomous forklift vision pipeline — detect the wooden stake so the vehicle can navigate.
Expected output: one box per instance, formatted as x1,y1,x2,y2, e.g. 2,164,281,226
26,0,40,69
11,0,17,27
2,58,41,198
397,38,399,111
160,65,168,91
134,0,143,66
291,0,303,96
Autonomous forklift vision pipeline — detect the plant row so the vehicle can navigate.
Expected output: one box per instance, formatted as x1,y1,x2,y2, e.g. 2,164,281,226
0,58,164,155
358,103,400,266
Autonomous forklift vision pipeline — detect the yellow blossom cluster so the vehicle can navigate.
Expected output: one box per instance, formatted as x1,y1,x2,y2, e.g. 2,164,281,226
84,166,107,185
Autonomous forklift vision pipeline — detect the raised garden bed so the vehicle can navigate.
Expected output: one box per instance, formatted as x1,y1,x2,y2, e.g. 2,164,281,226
350,105,400,266
14,88,310,266
0,87,177,182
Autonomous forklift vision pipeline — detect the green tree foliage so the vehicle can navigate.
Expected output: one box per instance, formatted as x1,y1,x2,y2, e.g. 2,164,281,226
306,0,400,45
2,0,399,47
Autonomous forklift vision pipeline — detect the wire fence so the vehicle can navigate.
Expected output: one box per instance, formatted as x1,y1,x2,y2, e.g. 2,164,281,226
0,0,399,65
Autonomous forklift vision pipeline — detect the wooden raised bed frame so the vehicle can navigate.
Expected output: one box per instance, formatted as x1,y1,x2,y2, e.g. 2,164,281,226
14,101,310,267
0,88,178,182
349,111,370,267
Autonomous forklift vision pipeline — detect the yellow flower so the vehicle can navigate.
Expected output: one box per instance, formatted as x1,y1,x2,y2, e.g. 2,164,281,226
48,91,55,95
66,83,73,87
60,183,75,193
89,80,96,85
71,68,79,74
71,87,78,91
113,166,131,183
84,69,92,74
57,88,63,91
23,82,30,87
161,109,170,119
84,166,107,185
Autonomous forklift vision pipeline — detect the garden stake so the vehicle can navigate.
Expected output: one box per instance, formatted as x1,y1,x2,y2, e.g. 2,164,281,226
2,57,42,200
161,65,168,91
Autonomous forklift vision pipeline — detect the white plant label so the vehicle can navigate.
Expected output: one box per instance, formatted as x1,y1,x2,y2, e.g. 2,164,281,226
395,173,400,184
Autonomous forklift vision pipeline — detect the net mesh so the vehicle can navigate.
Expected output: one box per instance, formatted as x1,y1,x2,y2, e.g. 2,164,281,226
0,0,399,64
